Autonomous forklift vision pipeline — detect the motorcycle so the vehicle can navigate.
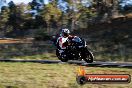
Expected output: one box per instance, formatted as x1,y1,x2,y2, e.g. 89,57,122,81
55,36,94,63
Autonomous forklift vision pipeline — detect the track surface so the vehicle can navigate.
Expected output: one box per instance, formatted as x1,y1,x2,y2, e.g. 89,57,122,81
0,59,131,68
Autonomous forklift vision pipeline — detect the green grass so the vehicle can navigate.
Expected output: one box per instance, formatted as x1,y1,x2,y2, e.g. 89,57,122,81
0,62,131,88
12,53,58,60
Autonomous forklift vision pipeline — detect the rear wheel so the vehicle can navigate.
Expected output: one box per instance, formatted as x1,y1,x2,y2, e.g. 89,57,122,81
82,48,94,63
56,49,68,62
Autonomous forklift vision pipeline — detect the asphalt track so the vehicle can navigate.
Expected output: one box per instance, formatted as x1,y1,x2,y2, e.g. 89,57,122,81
0,59,132,68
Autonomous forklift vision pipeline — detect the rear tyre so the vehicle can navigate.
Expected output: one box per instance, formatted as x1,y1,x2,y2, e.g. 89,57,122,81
56,49,68,62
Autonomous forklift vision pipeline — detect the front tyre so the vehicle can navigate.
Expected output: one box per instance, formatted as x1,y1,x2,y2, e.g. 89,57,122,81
82,48,94,63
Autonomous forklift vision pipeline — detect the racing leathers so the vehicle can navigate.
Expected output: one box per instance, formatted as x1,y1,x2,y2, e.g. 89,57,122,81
56,35,76,55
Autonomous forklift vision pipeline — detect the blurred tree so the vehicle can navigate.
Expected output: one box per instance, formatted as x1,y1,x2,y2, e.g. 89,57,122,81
35,15,47,28
29,0,39,10
92,0,120,21
7,2,28,37
61,0,95,30
0,6,9,37
40,1,62,34
0,0,131,38
8,1,16,13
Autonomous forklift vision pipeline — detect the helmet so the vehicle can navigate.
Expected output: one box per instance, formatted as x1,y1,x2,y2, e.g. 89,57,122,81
61,28,70,34
61,29,70,37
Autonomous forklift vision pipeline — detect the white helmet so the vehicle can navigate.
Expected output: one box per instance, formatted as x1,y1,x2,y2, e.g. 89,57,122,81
61,28,70,34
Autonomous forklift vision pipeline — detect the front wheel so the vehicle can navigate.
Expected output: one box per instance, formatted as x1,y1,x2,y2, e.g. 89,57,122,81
82,48,94,63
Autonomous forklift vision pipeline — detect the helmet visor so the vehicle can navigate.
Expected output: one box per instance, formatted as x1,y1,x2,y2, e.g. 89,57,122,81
63,33,69,37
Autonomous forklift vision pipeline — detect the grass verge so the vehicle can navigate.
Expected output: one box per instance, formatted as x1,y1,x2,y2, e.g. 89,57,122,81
12,53,57,60
0,62,131,88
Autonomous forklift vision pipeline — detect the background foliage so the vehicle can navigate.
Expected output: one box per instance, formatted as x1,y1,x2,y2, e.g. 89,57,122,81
0,0,131,38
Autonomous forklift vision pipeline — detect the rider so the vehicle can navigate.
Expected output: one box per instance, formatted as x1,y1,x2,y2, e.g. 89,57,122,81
57,28,71,49
56,28,76,55
55,29,93,62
